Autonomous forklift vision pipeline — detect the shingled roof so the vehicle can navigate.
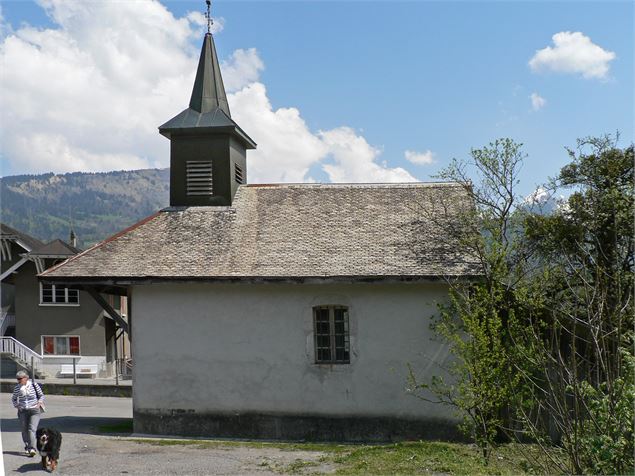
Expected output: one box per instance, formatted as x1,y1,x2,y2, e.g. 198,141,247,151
29,239,81,258
41,183,481,283
0,223,44,252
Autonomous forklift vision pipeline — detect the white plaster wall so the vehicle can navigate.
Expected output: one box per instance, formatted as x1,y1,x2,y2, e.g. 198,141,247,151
132,282,455,420
42,355,107,378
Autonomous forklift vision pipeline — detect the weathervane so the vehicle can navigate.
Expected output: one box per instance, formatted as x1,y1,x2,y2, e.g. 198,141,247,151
205,0,213,34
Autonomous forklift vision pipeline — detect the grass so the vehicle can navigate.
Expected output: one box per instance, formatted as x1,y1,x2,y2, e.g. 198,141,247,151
128,436,349,453
97,419,134,433
329,441,561,475
123,433,563,475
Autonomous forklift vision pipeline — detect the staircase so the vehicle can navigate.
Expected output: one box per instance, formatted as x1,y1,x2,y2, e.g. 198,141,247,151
0,312,15,336
0,337,46,378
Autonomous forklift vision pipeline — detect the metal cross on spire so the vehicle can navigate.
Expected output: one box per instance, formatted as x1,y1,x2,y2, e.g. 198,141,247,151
205,0,213,34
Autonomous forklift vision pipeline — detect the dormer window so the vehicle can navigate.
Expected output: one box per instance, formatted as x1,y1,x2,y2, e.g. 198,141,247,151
186,161,214,196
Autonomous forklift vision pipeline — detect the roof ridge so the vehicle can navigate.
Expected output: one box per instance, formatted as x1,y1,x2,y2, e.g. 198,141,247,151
244,181,464,188
29,239,81,256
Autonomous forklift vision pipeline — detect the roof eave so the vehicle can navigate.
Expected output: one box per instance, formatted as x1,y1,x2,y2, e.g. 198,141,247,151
158,125,256,149
40,274,484,286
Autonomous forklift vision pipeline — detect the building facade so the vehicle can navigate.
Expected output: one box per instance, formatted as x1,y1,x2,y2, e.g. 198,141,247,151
1,224,129,378
42,26,480,440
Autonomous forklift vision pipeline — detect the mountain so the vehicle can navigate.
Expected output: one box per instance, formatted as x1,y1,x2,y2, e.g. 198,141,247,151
522,186,570,216
0,169,170,248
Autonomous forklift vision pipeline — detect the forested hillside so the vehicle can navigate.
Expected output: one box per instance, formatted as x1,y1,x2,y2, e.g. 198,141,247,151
0,169,170,248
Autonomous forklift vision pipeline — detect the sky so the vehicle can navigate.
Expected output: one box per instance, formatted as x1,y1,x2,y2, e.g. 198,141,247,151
0,0,633,197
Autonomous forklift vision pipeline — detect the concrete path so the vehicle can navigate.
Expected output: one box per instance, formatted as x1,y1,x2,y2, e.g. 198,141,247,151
0,377,132,387
1,395,333,475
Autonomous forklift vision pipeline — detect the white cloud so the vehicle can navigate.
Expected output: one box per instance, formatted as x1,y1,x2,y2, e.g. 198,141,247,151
230,83,327,182
530,92,546,111
222,48,265,92
0,0,414,184
231,85,416,183
186,12,224,35
529,31,616,80
320,128,416,183
404,149,435,165
1,0,201,174
11,133,152,172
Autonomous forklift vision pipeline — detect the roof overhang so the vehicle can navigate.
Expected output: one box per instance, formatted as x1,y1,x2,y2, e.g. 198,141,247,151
39,274,484,287
0,236,33,260
159,125,256,149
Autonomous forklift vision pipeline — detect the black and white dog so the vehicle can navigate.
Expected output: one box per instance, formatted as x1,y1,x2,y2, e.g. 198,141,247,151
36,428,62,471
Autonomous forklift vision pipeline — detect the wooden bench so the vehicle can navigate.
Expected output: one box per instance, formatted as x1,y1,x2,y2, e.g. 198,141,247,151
59,363,98,378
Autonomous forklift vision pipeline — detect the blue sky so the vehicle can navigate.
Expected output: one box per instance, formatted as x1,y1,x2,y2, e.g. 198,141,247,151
1,0,632,197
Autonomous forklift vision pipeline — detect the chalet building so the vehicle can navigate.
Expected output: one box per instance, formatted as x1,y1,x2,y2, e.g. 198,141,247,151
42,27,480,441
1,223,129,378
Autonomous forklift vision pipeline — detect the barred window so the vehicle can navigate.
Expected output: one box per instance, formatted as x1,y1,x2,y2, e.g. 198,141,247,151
313,305,350,364
40,284,79,305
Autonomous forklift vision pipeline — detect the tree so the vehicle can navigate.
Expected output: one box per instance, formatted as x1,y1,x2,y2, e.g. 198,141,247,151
518,136,634,474
409,136,634,474
408,138,530,461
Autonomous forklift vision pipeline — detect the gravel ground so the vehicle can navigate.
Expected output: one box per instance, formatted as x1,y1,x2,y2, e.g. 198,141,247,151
1,395,334,475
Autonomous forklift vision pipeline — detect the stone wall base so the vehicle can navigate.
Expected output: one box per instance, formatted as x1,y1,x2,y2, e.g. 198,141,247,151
134,408,464,442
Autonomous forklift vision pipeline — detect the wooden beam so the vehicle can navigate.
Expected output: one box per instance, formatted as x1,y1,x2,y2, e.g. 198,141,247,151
86,288,130,335
0,239,11,260
34,258,45,274
0,257,28,282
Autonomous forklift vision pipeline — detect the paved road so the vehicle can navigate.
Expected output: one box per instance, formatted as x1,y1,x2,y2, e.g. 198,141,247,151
1,395,331,475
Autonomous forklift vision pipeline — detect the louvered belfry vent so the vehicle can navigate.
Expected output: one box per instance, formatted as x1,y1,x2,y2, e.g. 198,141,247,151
234,163,244,184
186,161,214,196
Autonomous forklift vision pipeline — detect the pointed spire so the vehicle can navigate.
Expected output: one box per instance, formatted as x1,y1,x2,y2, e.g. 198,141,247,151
189,33,231,116
158,3,255,149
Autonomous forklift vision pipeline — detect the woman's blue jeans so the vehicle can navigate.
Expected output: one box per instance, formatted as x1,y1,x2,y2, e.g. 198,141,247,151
18,408,41,450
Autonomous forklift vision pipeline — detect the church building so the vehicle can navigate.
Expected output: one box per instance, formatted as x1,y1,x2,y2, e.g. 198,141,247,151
42,24,480,441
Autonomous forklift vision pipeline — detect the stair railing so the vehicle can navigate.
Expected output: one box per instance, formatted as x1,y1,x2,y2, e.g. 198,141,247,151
0,313,16,336
0,336,43,375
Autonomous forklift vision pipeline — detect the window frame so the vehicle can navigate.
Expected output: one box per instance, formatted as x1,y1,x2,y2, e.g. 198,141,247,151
313,305,350,364
41,335,81,356
39,283,80,306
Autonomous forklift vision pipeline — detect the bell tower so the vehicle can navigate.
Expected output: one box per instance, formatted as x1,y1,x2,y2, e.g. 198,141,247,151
159,19,256,207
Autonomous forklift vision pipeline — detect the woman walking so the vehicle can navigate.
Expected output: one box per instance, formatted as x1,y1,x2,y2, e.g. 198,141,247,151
11,370,45,456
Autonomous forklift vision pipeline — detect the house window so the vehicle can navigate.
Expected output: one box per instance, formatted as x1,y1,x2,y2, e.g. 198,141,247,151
40,284,79,305
313,305,350,364
186,160,213,196
42,335,80,355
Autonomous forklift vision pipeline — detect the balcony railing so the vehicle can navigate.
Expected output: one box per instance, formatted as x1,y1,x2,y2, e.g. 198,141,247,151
115,358,133,379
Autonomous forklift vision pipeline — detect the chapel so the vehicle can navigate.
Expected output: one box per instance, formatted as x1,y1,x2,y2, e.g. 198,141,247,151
42,17,479,441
